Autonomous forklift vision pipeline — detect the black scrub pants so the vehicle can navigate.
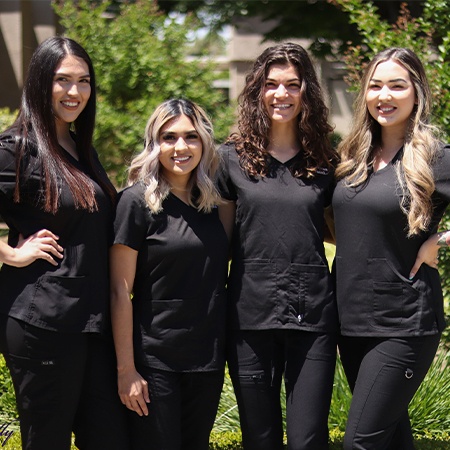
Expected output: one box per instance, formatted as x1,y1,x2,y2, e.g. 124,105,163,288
129,366,224,450
0,315,130,450
338,334,441,450
227,329,337,450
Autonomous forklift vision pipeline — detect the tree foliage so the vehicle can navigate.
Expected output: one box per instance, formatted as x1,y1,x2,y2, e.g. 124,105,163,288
332,0,450,136
156,0,425,56
53,0,235,185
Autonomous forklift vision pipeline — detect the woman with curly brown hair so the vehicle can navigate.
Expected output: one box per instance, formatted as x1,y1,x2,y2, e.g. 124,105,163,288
217,42,338,450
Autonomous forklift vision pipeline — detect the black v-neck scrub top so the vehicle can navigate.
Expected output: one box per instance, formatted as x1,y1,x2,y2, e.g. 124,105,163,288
113,183,229,373
0,132,114,333
332,145,450,337
217,143,337,332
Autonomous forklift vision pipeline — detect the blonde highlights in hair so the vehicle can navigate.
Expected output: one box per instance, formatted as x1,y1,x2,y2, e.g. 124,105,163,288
336,48,441,236
128,99,222,214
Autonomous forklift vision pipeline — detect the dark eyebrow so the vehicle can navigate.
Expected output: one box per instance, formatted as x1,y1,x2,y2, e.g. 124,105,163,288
54,71,91,78
161,129,197,136
370,78,408,83
266,77,300,82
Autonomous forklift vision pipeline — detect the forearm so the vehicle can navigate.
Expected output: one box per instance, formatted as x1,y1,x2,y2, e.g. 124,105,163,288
111,289,136,373
110,244,139,372
0,240,17,265
111,283,150,416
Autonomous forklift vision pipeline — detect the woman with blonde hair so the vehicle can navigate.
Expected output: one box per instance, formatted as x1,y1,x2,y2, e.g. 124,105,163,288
333,47,450,449
110,98,228,450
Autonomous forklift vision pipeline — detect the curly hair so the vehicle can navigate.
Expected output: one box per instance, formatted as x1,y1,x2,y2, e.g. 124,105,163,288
229,42,336,178
336,47,441,236
128,99,222,214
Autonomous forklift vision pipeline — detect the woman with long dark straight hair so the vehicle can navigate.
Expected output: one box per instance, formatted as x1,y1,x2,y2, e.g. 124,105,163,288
0,36,129,449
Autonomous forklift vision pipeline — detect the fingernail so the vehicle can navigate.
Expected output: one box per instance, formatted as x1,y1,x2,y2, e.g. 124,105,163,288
409,274,414,280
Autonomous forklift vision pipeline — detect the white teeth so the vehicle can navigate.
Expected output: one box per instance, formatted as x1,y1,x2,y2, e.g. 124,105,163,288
379,106,394,113
273,104,291,109
173,156,190,162
62,101,78,107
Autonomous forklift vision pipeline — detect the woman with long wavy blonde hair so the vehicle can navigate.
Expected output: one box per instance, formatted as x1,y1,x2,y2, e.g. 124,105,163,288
110,99,228,450
333,47,450,449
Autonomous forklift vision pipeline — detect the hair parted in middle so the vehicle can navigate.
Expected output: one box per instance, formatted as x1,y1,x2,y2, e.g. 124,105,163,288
336,47,442,236
229,42,336,179
128,98,222,214
9,35,116,213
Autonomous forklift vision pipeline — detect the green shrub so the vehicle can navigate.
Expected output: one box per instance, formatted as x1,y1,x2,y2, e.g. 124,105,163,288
0,356,17,421
0,108,16,132
410,350,450,436
54,0,235,185
209,431,243,450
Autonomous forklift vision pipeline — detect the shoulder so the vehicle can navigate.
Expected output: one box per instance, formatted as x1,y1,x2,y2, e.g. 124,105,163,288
218,142,242,168
435,142,450,159
432,143,450,171
0,131,20,170
218,141,237,158
114,183,153,230
117,183,146,205
0,130,18,151
0,128,39,158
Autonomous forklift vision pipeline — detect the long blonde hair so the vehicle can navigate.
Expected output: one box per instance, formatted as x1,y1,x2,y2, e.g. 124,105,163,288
336,47,441,236
128,99,222,213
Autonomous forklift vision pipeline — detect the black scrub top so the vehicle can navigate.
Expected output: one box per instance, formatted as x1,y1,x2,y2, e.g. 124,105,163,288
332,145,450,337
113,183,228,373
218,143,337,332
0,132,114,333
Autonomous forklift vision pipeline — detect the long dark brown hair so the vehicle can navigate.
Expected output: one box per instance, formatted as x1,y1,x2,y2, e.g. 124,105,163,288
7,36,115,212
229,42,336,178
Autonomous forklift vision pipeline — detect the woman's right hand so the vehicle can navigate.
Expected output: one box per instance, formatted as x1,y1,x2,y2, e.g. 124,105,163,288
1,229,63,267
118,367,150,416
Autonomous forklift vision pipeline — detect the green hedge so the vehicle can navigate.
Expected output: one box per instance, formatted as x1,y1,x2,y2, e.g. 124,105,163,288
1,431,450,449
208,430,450,450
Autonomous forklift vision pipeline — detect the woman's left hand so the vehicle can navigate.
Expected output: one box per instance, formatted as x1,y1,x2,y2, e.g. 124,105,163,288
409,234,440,279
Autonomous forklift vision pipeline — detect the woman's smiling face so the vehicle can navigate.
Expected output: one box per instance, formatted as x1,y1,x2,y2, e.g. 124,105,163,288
158,114,203,186
263,63,302,125
52,55,91,128
366,59,416,134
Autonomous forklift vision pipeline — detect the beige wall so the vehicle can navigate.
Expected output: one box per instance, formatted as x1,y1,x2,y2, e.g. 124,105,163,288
0,0,57,109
